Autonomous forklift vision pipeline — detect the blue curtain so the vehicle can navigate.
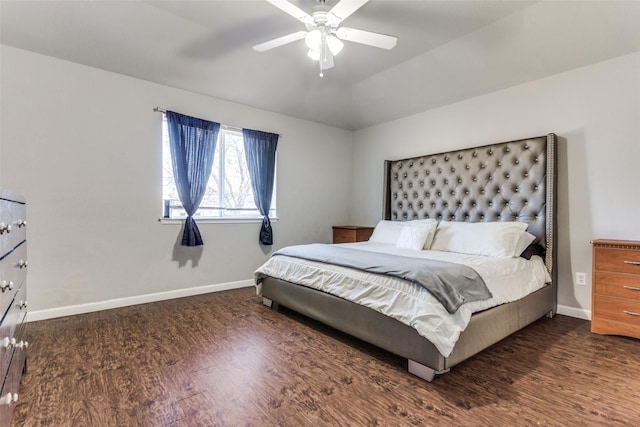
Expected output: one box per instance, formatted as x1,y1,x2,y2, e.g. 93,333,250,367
166,111,220,246
242,128,279,245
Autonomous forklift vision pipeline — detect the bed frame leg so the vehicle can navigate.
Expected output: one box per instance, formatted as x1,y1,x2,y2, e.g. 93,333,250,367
262,297,280,310
408,360,449,382
546,310,555,319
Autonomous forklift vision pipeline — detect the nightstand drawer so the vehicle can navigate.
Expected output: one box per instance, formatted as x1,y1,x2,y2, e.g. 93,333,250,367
333,229,355,243
593,295,640,326
594,272,640,300
334,233,353,244
595,248,640,275
332,226,374,244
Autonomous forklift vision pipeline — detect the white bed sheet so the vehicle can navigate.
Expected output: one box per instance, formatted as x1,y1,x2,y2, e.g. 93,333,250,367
255,242,551,357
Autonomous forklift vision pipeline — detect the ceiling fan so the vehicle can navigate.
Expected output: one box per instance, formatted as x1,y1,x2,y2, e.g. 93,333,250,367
253,0,398,77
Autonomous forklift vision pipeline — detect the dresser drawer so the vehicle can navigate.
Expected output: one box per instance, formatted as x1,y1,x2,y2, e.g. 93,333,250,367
594,272,640,300
0,285,27,382
0,320,27,424
0,199,26,257
595,247,640,275
0,243,26,318
593,295,640,326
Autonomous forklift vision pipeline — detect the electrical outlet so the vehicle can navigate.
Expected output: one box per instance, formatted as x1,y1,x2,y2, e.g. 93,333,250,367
575,272,587,286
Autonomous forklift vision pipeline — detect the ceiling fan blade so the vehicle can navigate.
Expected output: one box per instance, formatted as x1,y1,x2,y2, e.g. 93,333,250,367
265,0,314,25
336,27,397,50
328,0,369,23
253,31,307,52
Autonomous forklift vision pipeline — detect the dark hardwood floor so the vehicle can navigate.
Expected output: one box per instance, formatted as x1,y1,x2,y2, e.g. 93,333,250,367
12,288,640,426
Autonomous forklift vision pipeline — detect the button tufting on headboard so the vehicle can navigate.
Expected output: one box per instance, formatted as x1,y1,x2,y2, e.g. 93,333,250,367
384,135,557,278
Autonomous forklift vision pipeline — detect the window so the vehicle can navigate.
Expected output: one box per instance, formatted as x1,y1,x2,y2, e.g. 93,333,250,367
162,119,276,219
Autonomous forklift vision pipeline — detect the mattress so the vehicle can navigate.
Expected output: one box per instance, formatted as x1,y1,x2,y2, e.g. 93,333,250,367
255,242,551,357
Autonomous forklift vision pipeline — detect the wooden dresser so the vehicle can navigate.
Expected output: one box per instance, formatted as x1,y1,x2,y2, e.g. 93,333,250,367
591,239,640,339
0,190,28,424
332,225,374,244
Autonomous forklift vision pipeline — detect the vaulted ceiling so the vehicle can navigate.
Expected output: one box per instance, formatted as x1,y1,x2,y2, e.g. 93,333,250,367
2,1,640,130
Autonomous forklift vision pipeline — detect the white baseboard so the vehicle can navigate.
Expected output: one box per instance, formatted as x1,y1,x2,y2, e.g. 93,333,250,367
27,279,254,322
557,304,591,321
27,284,594,324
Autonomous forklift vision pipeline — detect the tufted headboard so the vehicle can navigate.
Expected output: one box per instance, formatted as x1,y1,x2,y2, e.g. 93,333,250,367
383,134,557,276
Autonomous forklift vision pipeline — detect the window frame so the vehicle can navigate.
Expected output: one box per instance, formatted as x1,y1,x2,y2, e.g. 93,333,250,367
160,119,278,224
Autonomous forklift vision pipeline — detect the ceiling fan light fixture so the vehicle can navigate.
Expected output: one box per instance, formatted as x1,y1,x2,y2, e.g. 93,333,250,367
335,27,349,39
326,34,344,56
305,29,322,49
307,47,321,61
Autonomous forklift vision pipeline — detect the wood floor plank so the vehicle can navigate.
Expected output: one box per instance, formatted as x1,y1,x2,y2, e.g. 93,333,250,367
12,288,640,426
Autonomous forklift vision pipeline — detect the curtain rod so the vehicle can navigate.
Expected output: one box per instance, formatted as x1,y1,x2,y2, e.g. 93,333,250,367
153,107,282,137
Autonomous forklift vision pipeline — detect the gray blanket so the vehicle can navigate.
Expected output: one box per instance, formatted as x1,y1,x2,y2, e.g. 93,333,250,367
273,244,492,313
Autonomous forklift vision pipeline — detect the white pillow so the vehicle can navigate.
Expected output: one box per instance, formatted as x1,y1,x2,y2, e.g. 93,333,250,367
396,222,438,251
407,219,438,249
514,232,537,257
369,220,405,244
369,219,437,245
430,221,529,258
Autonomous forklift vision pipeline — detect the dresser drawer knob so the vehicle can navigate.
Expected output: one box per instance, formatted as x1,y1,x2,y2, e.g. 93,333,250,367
16,219,27,228
0,223,11,235
18,259,28,269
0,392,18,406
18,300,28,310
623,285,640,291
623,260,640,266
15,340,28,349
1,338,16,348
623,310,640,317
0,280,14,292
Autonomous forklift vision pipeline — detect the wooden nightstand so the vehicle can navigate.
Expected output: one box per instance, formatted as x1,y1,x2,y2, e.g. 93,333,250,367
332,226,374,244
591,239,640,339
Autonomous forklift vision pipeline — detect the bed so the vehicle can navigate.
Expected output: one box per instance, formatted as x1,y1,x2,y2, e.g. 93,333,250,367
256,134,557,381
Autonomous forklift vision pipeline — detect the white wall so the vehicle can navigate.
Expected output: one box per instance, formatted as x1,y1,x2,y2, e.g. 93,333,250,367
0,46,352,315
3,44,638,320
351,51,640,317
